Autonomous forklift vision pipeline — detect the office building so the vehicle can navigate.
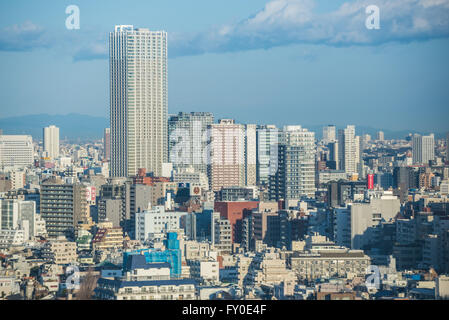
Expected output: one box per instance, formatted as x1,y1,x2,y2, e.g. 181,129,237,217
269,126,315,200
168,112,214,174
0,135,33,168
245,124,257,186
334,191,400,249
43,125,60,159
256,125,279,185
323,125,336,144
209,119,245,191
110,25,168,177
338,125,358,175
412,133,435,165
135,206,187,242
40,178,89,239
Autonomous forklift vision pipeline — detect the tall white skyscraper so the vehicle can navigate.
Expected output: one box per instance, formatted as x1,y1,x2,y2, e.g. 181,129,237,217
43,125,59,159
412,133,435,165
0,135,33,168
109,25,168,177
323,125,336,143
338,125,358,175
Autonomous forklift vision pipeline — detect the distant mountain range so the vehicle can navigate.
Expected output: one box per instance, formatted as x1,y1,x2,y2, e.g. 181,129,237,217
0,113,445,141
0,114,108,141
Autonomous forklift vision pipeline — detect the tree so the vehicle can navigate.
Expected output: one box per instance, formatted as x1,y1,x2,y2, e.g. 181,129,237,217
75,268,98,300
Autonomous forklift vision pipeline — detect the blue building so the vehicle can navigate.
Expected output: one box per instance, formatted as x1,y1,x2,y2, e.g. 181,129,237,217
123,232,182,278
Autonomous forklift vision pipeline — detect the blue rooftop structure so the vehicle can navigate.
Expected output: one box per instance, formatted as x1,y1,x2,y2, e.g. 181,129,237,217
123,232,182,278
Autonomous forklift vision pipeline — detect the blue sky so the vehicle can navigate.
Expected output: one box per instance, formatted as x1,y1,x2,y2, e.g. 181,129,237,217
0,0,448,132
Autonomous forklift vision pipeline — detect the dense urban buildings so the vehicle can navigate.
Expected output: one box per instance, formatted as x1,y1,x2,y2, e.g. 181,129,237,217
0,21,448,303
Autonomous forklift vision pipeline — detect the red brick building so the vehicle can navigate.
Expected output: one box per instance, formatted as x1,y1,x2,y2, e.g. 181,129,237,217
214,201,259,244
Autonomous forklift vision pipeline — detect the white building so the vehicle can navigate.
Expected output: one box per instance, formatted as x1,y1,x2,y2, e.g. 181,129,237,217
322,125,336,144
334,191,400,249
135,206,187,242
43,125,60,159
338,125,358,175
269,126,315,199
189,259,220,284
0,229,26,250
412,133,435,165
0,135,33,168
256,125,279,185
110,25,168,177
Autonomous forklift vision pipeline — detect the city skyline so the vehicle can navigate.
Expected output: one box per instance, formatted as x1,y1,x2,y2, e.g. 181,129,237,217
1,1,449,304
1,0,449,132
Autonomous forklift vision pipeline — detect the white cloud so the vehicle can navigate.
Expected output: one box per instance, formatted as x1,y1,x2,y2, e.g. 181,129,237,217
170,0,449,57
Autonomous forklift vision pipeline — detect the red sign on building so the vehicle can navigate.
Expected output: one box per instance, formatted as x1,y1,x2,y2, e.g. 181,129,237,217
367,174,374,190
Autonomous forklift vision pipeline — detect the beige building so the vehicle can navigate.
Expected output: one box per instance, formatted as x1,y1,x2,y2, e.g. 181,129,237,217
42,237,77,265
245,250,296,293
184,241,212,261
209,119,246,191
290,235,370,281
92,226,124,251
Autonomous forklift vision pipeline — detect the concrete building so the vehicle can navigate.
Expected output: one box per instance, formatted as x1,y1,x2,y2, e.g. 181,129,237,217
168,112,214,174
42,237,77,265
338,125,358,175
189,259,219,284
412,133,435,165
245,124,257,186
213,218,232,255
209,119,246,191
92,225,124,251
245,250,296,293
256,125,279,185
214,201,259,244
43,125,59,159
334,191,400,250
135,206,187,242
323,125,336,144
436,275,449,299
40,178,89,239
216,186,259,201
0,199,43,241
95,277,196,300
269,126,315,200
290,235,370,281
0,135,33,168
110,25,168,177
